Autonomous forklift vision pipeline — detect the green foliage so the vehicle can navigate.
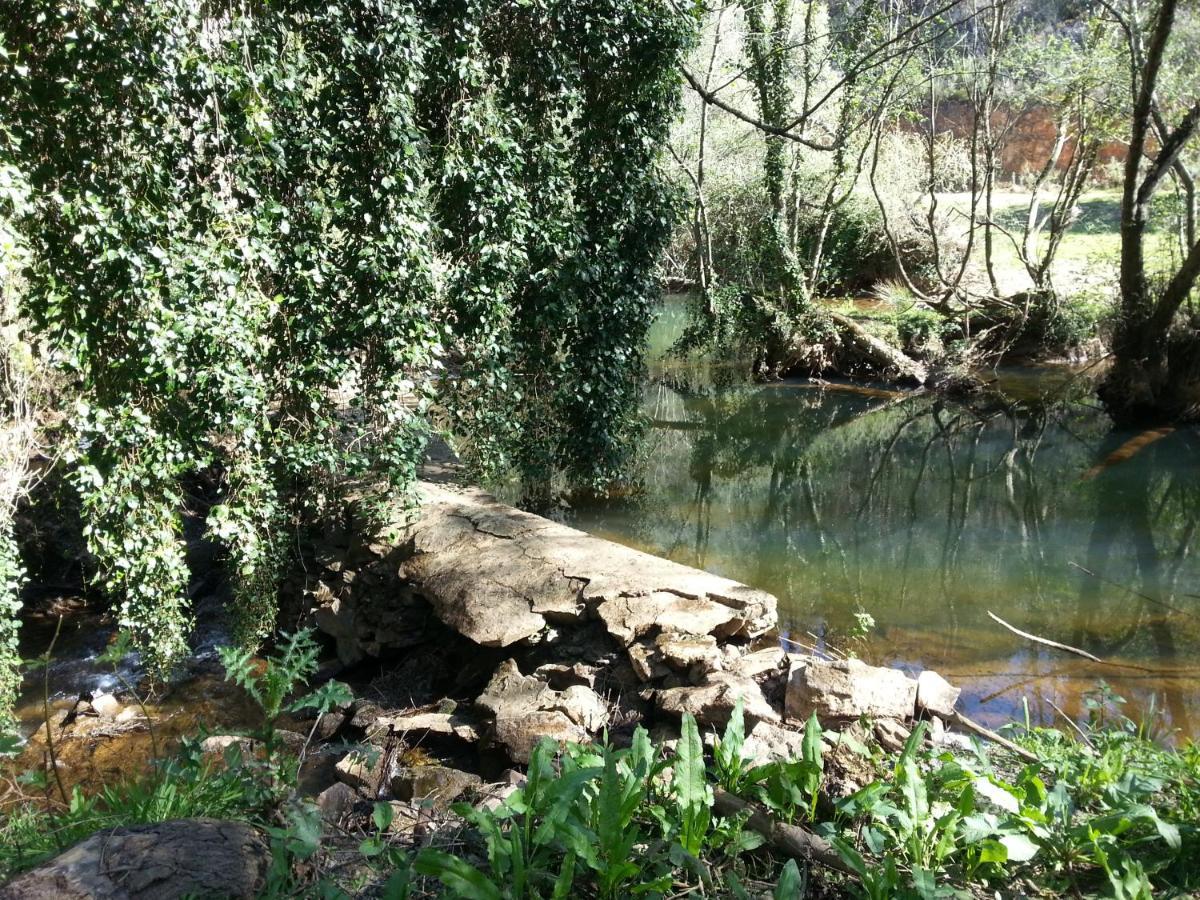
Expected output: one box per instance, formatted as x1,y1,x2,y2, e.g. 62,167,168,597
415,714,765,898
0,524,20,734
0,0,688,710
217,627,346,760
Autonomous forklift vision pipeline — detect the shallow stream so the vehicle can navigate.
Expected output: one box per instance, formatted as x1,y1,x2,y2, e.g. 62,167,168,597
528,299,1200,737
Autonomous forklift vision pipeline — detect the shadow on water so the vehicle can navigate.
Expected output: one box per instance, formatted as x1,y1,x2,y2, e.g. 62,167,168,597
519,299,1200,738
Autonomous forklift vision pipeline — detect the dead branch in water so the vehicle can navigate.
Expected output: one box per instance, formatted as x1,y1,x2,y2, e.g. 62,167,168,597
1068,561,1199,621
987,610,1101,662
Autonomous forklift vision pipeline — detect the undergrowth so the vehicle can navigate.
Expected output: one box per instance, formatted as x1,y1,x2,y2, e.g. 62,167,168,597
2,639,1196,899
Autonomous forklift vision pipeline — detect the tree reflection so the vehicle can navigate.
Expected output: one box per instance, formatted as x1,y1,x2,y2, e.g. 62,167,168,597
577,373,1200,733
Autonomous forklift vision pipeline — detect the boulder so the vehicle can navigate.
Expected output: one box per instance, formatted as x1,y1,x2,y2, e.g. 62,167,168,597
916,670,960,718
657,672,780,727
596,593,741,646
0,818,269,900
493,711,587,764
391,766,482,810
785,657,917,723
374,712,480,743
324,482,777,656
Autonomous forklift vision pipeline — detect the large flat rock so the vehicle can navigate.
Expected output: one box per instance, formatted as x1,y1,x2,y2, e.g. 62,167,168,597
0,818,269,899
394,483,777,649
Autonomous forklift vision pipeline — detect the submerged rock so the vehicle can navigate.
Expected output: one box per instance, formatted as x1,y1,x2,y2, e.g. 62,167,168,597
0,818,270,900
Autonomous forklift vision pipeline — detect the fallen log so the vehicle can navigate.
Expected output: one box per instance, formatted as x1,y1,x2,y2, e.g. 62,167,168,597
829,311,929,385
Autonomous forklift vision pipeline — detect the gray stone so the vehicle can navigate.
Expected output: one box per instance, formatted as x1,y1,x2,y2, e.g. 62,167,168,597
475,659,608,751
317,782,359,823
0,818,269,900
728,646,787,679
627,639,670,682
386,802,425,837
785,657,917,723
657,672,780,727
916,670,960,718
655,633,722,672
493,711,587,764
533,662,596,689
874,718,912,752
89,692,121,719
596,592,741,645
391,766,482,810
335,750,391,794
316,711,346,740
374,712,480,743
200,734,252,761
743,721,811,766
557,685,608,731
476,659,554,719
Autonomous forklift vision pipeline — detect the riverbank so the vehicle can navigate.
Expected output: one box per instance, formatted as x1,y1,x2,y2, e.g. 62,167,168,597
2,452,1197,897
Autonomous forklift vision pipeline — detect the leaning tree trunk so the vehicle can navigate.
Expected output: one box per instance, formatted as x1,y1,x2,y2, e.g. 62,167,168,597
1101,0,1200,425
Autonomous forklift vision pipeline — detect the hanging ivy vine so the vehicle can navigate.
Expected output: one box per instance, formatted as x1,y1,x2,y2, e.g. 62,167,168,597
0,0,689,710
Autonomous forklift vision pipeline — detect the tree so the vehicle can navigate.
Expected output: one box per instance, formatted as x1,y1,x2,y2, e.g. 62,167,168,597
0,0,688,720
1101,0,1200,423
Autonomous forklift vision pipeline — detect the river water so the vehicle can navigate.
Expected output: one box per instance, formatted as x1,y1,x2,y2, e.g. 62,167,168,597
532,300,1200,737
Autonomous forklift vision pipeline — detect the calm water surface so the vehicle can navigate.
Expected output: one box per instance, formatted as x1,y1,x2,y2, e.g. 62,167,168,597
526,301,1200,737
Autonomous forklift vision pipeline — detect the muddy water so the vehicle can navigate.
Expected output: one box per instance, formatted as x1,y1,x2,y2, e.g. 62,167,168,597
522,300,1200,737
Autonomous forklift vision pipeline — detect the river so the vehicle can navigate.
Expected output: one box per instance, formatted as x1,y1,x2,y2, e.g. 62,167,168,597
516,299,1200,738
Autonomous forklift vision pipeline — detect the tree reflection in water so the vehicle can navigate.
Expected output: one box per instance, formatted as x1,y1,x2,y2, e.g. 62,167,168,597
547,366,1200,737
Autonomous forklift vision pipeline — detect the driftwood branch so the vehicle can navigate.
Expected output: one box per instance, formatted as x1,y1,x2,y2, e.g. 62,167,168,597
713,788,855,875
948,711,1040,764
986,610,1101,662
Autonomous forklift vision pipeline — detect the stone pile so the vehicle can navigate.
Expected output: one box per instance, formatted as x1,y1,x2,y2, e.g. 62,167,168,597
305,479,969,770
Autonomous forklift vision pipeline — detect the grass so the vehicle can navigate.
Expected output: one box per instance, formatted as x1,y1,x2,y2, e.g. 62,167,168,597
936,188,1185,303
